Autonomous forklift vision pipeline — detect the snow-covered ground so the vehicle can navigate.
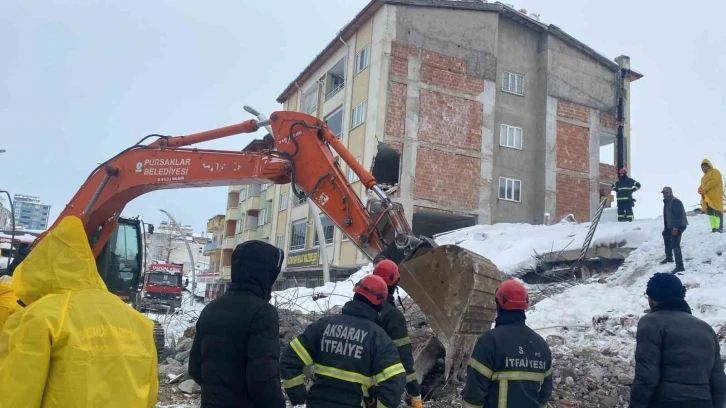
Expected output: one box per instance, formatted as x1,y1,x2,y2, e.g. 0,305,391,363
528,213,726,339
145,292,206,346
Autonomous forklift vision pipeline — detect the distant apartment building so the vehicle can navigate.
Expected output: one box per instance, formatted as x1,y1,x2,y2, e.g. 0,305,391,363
0,202,10,229
144,220,211,276
12,194,51,230
218,0,643,289
203,214,226,299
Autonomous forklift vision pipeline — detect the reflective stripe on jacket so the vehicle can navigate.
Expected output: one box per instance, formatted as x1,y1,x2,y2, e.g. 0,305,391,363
462,316,552,408
612,177,641,200
280,300,405,408
377,295,421,397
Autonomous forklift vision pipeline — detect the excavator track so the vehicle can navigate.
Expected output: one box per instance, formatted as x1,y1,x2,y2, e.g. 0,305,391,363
398,244,502,381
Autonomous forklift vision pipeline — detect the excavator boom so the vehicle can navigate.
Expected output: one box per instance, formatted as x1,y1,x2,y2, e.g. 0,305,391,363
32,110,501,381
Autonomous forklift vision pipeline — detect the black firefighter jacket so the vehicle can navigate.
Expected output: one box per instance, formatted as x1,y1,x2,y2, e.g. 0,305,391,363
188,241,286,408
629,299,726,408
462,311,553,408
612,176,641,201
377,294,421,397
281,300,406,408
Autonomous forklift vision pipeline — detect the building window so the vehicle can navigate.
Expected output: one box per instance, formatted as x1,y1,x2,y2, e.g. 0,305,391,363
290,220,306,251
351,101,366,129
498,177,522,202
314,215,335,246
325,58,346,100
324,108,343,139
258,208,268,226
239,187,247,202
355,45,370,75
235,220,243,234
347,157,362,183
303,84,318,114
279,192,288,211
503,71,524,95
275,234,284,249
261,183,269,191
500,124,523,149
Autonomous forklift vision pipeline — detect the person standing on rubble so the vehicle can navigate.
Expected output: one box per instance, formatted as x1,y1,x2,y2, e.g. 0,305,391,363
698,158,724,233
630,273,726,408
280,274,406,407
462,279,552,408
660,186,688,273
612,167,641,222
188,240,286,408
372,259,423,408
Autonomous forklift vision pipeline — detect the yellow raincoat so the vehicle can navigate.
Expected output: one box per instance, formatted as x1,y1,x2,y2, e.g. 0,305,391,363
699,158,724,214
0,276,19,332
0,216,159,407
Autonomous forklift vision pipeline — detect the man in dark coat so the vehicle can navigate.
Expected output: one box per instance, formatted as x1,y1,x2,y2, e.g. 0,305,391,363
462,280,553,408
629,273,726,408
612,167,641,222
188,240,286,408
5,243,30,276
660,186,689,273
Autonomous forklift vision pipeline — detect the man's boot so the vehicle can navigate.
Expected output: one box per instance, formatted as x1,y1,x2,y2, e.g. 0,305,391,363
660,258,673,264
672,265,685,274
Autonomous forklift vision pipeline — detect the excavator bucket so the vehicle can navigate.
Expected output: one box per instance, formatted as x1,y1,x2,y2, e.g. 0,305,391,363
397,244,502,382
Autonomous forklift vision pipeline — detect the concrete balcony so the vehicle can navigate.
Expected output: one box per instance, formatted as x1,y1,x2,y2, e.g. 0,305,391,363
237,228,258,243
259,223,272,239
203,241,221,255
226,207,238,220
229,185,243,193
222,266,232,280
241,197,261,213
223,236,236,250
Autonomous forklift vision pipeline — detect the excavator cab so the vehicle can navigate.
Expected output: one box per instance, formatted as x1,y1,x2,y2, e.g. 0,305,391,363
91,217,144,308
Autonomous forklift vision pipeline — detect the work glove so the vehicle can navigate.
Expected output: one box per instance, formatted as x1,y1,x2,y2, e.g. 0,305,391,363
411,396,423,408
672,228,678,237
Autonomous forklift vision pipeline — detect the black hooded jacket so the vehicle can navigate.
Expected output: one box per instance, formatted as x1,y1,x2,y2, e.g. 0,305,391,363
377,292,421,397
630,299,726,408
188,240,286,408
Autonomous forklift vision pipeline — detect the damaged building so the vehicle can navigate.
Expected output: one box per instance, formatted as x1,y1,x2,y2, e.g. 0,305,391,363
215,0,643,291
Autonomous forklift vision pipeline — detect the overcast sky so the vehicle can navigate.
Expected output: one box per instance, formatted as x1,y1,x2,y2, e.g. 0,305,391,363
1,0,723,234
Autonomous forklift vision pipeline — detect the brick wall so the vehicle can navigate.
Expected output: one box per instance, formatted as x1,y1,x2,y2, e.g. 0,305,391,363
600,112,618,130
390,41,417,79
420,50,484,95
556,174,590,222
419,89,483,150
599,163,617,183
386,141,403,155
556,121,590,173
385,82,407,137
557,100,590,124
412,148,480,209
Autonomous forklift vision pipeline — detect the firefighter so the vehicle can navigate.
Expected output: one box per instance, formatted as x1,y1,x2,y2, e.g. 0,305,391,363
462,280,553,408
612,167,641,222
280,274,406,407
373,259,423,408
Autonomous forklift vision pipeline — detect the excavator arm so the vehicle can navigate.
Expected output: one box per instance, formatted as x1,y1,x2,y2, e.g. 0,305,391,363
32,110,501,382
35,111,427,267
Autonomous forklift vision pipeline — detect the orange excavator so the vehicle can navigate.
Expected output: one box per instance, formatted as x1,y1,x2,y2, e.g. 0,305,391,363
26,109,501,381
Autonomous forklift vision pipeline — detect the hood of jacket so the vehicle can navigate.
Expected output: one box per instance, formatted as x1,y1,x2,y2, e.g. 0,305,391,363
12,216,106,306
229,240,283,300
702,158,714,170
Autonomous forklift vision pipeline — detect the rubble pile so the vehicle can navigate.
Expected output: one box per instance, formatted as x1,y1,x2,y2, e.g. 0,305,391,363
156,332,202,406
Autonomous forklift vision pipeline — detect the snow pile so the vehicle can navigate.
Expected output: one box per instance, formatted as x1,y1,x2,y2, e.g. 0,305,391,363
146,292,206,346
434,211,663,275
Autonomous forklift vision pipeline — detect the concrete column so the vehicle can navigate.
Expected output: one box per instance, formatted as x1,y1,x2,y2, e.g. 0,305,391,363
543,96,558,221
589,109,602,219
398,53,422,226
476,80,496,225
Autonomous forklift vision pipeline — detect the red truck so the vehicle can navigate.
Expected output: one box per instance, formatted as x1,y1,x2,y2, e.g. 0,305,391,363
141,263,184,312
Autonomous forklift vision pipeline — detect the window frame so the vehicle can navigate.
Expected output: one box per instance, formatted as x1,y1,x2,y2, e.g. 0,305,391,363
275,234,284,249
346,157,363,183
257,207,268,227
324,107,344,139
351,101,367,129
302,84,318,114
289,220,307,252
279,192,288,211
502,71,525,96
499,124,523,150
498,177,522,203
313,215,335,247
355,45,370,75
238,187,247,202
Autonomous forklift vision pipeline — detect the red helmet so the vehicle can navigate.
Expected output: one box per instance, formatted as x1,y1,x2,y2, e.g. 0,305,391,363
495,280,529,310
373,259,400,287
353,275,388,306
618,167,628,175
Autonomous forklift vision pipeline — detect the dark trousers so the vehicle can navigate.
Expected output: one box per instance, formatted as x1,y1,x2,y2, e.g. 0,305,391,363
663,226,686,267
707,207,724,232
650,400,713,408
617,199,634,222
